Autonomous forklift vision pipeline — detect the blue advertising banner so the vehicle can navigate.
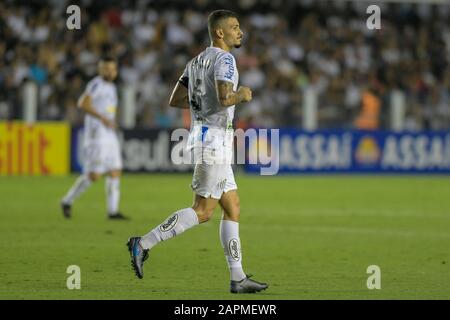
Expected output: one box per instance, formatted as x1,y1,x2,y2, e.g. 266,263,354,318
70,127,84,173
245,129,450,174
71,127,450,174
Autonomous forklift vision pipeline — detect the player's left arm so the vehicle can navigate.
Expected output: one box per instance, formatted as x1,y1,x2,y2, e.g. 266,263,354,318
169,81,189,109
216,80,252,107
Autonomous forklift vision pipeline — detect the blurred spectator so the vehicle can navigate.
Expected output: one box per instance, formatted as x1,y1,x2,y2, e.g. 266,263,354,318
354,88,382,130
0,0,449,131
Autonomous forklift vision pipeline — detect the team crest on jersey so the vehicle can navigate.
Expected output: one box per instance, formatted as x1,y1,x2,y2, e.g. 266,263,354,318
228,238,240,261
160,214,179,232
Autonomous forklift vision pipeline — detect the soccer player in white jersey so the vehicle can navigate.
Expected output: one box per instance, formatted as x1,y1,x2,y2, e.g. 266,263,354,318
127,10,268,293
60,57,129,220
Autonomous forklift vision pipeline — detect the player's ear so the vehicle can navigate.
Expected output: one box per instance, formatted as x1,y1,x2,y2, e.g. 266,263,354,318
216,28,224,39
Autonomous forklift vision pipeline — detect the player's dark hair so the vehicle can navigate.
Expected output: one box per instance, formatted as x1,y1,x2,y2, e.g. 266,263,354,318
207,10,238,40
100,55,117,64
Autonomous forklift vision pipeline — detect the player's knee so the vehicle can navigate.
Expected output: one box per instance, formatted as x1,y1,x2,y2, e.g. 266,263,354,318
226,199,241,221
109,170,121,178
224,208,240,221
195,207,215,223
88,173,101,182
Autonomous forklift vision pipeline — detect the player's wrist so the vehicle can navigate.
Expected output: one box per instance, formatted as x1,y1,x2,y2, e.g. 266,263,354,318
235,92,244,104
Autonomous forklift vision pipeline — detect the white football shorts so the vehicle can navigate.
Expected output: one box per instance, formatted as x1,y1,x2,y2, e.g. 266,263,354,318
188,126,237,199
83,137,122,174
191,162,237,200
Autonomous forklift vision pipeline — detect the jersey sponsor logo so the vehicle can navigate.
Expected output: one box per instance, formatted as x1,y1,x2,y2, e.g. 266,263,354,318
160,213,179,232
228,238,240,261
223,55,235,80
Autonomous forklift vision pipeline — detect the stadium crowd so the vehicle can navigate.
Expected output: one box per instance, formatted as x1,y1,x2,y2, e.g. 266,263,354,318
1,0,450,130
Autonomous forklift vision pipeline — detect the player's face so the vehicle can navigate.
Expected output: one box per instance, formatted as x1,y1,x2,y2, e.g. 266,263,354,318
221,17,243,48
99,62,118,82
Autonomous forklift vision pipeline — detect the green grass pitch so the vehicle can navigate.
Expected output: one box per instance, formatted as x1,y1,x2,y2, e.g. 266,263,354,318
0,173,449,300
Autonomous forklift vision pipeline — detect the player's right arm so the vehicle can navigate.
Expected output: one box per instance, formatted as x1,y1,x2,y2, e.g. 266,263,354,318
216,81,252,107
169,68,190,109
77,94,116,129
168,82,189,109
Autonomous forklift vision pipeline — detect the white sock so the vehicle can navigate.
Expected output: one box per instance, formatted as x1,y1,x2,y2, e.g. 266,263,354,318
106,177,120,214
220,220,246,281
140,208,199,250
62,175,92,205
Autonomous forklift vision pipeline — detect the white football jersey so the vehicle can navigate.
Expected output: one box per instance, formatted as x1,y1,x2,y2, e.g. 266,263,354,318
180,46,239,130
81,76,118,143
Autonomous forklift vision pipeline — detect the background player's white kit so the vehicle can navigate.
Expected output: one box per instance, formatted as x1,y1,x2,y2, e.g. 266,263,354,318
82,76,122,174
60,58,128,220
